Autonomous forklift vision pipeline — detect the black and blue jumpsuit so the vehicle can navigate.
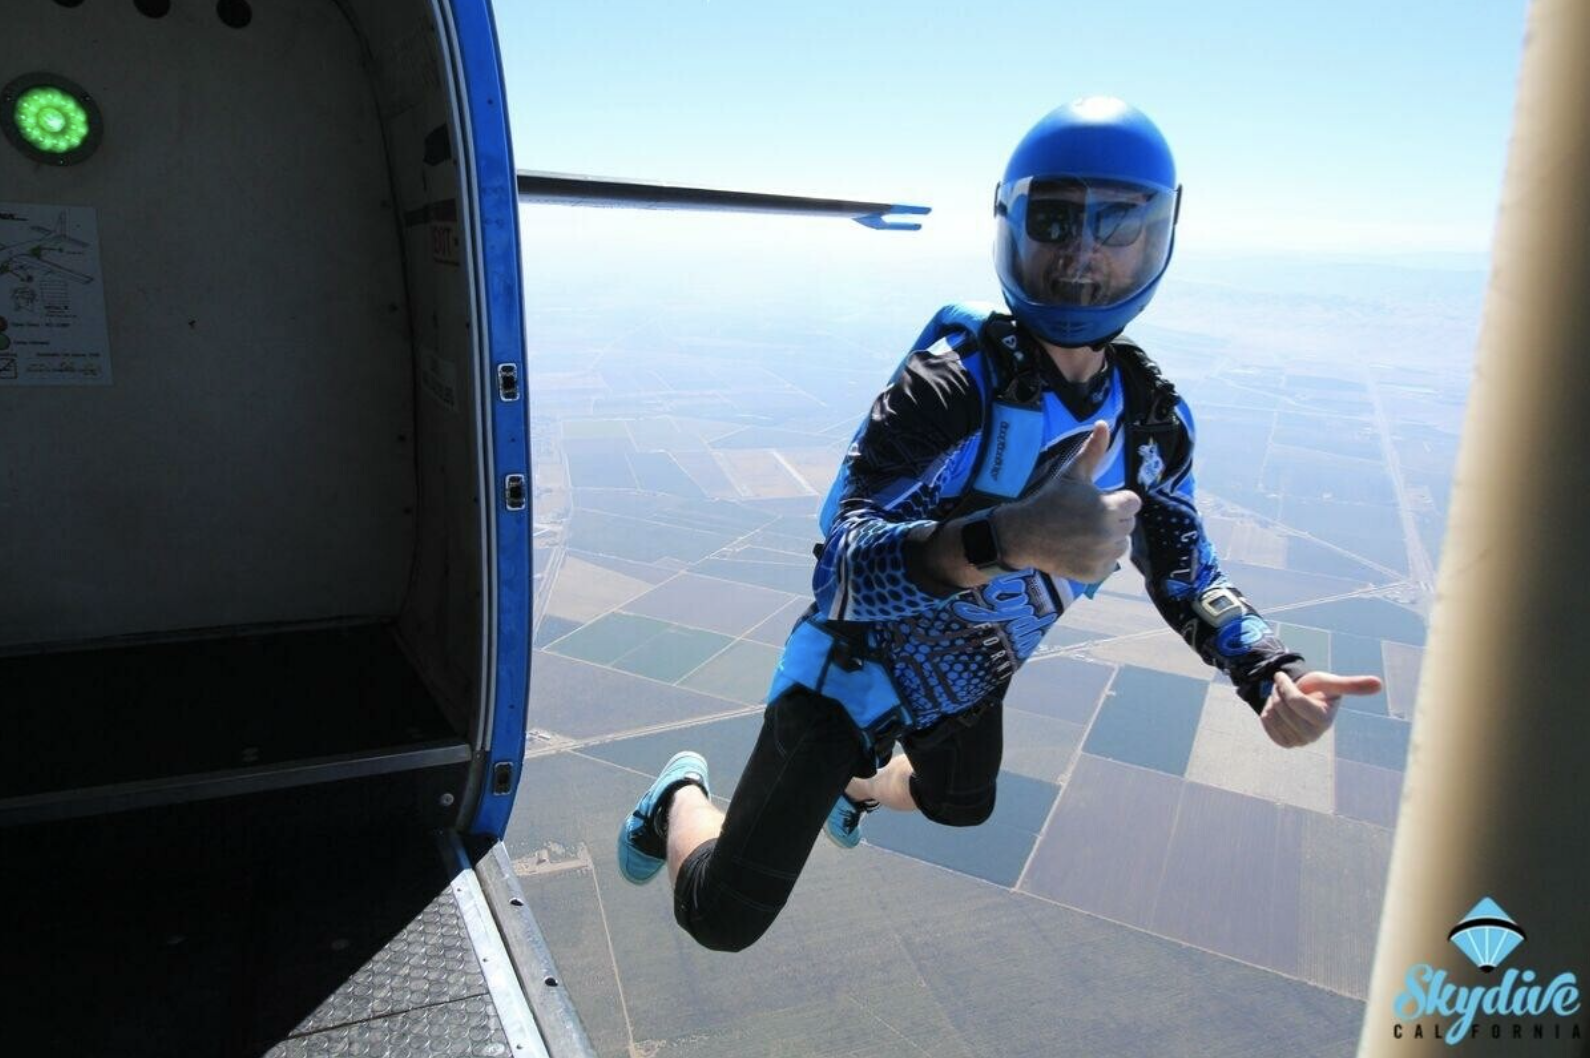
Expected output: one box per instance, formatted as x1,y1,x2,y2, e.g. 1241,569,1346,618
671,311,1305,952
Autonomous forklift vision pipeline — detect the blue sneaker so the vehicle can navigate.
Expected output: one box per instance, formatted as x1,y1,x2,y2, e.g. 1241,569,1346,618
617,751,710,885
824,793,878,850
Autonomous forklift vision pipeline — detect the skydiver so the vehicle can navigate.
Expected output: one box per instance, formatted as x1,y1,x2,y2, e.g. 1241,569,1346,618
617,97,1384,952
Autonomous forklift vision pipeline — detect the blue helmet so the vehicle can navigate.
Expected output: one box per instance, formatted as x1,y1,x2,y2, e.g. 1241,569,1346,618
994,97,1181,347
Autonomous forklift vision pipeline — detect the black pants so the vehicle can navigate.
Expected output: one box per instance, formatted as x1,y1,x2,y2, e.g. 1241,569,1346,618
672,684,1003,952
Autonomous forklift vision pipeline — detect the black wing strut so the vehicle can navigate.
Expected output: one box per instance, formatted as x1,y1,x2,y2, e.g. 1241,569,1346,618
516,170,929,231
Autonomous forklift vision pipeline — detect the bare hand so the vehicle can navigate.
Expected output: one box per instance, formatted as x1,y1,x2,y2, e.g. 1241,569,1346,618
1260,670,1384,749
992,420,1141,583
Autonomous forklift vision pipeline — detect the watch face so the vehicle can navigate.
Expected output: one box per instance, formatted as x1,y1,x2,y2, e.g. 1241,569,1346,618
961,516,1001,568
1205,594,1237,617
1195,587,1244,625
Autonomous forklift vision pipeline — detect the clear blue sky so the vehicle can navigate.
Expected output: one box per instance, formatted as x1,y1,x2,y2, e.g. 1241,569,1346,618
497,1,1528,259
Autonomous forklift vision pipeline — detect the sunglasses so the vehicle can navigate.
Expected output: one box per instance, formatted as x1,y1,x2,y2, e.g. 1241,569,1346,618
1025,196,1150,248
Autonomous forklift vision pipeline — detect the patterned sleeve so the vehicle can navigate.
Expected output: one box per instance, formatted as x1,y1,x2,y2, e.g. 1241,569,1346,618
1130,399,1308,713
813,347,984,622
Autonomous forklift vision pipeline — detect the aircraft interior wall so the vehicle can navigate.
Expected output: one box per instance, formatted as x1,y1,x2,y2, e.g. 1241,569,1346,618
0,0,492,821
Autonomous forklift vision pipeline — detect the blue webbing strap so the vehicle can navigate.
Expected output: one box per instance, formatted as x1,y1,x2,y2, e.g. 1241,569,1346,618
779,618,913,750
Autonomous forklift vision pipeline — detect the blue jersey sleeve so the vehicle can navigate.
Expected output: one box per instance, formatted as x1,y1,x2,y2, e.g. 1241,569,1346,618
1131,399,1307,712
814,347,984,622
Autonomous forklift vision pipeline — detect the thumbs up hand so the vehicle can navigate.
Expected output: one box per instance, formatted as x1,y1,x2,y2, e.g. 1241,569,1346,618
990,421,1141,583
1060,419,1115,483
1259,671,1384,748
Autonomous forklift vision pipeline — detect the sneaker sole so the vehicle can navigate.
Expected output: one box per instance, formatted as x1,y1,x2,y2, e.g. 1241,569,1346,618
823,828,860,850
823,803,863,850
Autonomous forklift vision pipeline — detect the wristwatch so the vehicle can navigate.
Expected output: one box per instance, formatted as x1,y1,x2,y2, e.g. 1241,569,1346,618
960,512,1015,577
1192,584,1246,626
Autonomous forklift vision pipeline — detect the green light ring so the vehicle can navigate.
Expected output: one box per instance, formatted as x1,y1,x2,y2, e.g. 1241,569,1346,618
15,87,91,153
2,72,102,166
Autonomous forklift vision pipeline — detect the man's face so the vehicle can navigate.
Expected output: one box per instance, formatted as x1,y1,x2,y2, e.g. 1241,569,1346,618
998,176,1176,311
1019,183,1156,307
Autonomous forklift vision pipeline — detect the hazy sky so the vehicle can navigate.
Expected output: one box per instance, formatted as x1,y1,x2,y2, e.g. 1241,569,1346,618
497,1,1528,259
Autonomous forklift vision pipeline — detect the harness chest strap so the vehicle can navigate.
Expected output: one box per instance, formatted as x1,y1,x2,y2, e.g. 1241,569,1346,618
954,312,1047,510
1110,338,1184,493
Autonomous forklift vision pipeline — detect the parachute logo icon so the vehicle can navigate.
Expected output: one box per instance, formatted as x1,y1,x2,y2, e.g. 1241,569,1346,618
1447,897,1526,973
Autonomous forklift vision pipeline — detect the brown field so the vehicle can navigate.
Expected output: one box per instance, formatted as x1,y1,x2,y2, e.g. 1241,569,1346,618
1185,681,1335,813
671,450,740,499
1297,812,1395,998
774,445,845,498
716,448,813,499
1381,639,1425,719
544,555,658,624
1149,781,1304,976
1019,753,1182,929
512,864,631,1058
1207,515,1289,567
1079,630,1216,681
1061,592,1164,639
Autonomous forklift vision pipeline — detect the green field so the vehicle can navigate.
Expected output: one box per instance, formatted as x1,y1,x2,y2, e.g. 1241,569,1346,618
545,612,736,684
1273,621,1332,670
680,639,781,704
611,625,733,683
544,612,673,665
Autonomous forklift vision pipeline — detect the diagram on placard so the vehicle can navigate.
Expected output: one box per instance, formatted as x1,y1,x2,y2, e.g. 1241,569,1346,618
0,202,111,385
0,212,95,287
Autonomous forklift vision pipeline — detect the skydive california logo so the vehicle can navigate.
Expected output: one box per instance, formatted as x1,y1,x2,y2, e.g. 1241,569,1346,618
1392,897,1582,1045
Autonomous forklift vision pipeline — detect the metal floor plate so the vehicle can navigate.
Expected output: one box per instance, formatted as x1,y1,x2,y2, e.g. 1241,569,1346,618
272,872,508,1046
266,995,511,1058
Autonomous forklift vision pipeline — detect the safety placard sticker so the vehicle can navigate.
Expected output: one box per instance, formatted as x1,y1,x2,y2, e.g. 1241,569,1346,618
0,202,112,386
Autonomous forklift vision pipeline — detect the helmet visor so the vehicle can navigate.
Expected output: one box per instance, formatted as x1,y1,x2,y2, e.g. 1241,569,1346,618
996,176,1177,310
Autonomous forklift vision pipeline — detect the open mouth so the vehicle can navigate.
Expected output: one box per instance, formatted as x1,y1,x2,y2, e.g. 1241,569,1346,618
1045,277,1102,305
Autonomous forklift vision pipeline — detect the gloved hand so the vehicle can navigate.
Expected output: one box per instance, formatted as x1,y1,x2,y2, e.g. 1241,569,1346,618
991,420,1140,583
